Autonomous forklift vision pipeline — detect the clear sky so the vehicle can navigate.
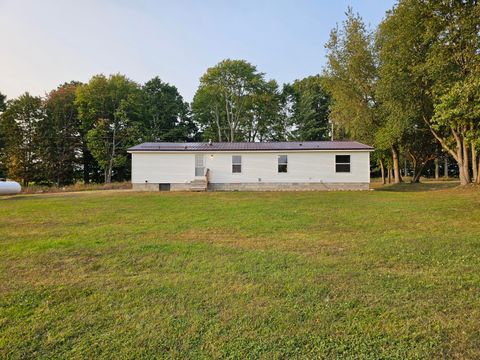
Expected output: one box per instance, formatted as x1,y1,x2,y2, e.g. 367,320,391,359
0,0,395,102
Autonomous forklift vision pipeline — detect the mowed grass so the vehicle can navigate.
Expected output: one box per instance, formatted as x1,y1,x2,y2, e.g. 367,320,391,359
1,186,480,359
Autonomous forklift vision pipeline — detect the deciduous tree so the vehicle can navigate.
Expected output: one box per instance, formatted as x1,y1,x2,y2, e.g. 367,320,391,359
244,80,286,142
424,0,480,185
0,93,44,185
141,77,196,142
375,0,438,183
192,59,267,142
37,82,81,185
0,91,6,178
324,9,394,181
76,74,142,183
284,76,331,141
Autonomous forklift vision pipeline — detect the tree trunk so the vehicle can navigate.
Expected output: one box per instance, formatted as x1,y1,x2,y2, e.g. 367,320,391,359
444,157,448,178
452,131,468,185
457,156,467,185
412,163,427,183
477,160,480,185
379,159,385,185
472,143,478,184
462,138,470,185
82,144,91,184
434,158,439,180
392,147,402,184
106,124,116,184
425,120,471,185
409,152,417,182
388,168,392,184
225,99,235,143
214,106,222,142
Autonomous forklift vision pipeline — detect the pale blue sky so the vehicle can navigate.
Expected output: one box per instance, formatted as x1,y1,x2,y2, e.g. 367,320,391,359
0,0,395,102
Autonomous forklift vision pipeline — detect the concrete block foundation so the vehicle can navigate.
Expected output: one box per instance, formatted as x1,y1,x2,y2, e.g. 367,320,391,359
132,182,369,192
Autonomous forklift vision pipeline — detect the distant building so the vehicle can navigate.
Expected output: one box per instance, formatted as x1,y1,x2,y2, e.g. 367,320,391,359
127,141,373,191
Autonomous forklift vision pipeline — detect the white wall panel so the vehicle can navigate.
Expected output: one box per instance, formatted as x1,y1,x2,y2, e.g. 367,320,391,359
131,151,370,184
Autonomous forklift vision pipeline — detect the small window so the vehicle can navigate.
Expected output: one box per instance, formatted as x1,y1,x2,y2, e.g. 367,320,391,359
335,155,351,173
278,155,288,173
232,155,242,173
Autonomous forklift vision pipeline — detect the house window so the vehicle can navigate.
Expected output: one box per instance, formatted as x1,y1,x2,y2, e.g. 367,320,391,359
278,155,288,173
195,154,205,176
335,155,351,173
232,155,242,173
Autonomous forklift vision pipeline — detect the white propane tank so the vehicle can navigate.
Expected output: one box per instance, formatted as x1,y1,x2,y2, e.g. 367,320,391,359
0,180,22,195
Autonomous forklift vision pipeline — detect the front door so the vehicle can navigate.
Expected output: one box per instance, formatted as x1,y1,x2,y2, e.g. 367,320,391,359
195,154,205,177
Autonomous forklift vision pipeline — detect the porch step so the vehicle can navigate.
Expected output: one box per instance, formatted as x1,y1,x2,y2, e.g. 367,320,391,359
189,180,207,192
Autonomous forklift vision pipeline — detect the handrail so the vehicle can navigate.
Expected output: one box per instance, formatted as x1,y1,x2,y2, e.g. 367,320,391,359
204,168,210,185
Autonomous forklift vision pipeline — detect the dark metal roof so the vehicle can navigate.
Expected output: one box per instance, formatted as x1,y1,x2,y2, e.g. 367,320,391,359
128,141,373,152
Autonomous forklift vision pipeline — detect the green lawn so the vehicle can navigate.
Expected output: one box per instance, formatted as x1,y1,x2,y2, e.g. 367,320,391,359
1,186,480,359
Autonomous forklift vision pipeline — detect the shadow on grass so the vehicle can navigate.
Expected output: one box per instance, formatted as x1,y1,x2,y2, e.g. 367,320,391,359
373,181,460,192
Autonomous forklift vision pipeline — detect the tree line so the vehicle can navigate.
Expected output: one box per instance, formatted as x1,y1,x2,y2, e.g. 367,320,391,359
0,71,329,186
0,76,197,185
324,1,479,185
0,0,478,186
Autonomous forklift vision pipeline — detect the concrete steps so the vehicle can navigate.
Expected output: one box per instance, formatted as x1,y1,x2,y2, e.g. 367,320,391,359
189,179,208,192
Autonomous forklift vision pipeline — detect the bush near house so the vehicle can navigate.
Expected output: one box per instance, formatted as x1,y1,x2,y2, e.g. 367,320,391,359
20,181,131,194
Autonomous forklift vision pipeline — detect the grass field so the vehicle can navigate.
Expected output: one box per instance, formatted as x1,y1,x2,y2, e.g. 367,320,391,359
1,185,480,359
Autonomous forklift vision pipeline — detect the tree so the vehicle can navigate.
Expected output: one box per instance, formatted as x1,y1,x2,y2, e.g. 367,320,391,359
0,93,44,185
284,76,331,141
0,91,6,178
423,0,480,185
192,59,268,142
141,77,197,142
76,74,142,183
37,82,81,185
244,80,286,142
323,9,395,180
375,0,438,183
191,84,226,142
0,92,6,112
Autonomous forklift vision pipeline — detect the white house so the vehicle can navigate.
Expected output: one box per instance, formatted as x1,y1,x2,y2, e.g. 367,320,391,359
127,141,373,191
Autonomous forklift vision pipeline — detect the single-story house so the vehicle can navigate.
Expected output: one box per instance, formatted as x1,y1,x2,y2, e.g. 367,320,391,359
127,141,373,191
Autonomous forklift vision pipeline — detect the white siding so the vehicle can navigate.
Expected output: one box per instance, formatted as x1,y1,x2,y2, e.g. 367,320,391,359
131,151,370,184
132,153,195,184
